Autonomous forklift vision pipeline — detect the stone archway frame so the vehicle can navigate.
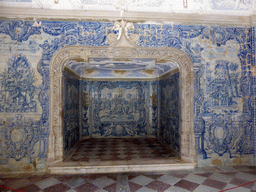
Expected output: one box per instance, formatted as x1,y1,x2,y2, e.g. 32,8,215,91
48,45,196,165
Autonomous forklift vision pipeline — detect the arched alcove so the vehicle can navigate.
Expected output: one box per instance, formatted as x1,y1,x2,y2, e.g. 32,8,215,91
47,45,196,172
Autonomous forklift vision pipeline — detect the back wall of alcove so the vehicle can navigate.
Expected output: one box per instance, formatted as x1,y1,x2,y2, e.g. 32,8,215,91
63,69,180,155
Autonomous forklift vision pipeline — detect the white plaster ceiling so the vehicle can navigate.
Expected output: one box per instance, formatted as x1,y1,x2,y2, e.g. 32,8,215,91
0,0,255,16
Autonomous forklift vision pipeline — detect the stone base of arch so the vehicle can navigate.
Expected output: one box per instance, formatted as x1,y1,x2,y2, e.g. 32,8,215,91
47,46,196,173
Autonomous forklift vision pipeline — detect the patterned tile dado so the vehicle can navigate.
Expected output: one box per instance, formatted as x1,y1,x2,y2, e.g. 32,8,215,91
0,19,254,173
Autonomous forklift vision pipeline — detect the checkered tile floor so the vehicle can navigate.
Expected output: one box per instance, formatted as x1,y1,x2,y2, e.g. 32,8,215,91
2,166,256,191
64,138,176,162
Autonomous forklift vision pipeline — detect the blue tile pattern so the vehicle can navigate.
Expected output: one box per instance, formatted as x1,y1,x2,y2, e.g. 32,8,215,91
0,19,255,171
159,73,180,153
2,115,39,161
81,81,90,138
0,54,37,113
149,80,158,137
0,20,41,42
63,71,80,154
132,24,204,49
0,54,42,163
82,80,157,137
253,27,256,159
193,27,254,160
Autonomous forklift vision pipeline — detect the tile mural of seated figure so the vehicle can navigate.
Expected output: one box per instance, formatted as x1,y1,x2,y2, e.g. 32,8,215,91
99,87,140,122
93,81,146,137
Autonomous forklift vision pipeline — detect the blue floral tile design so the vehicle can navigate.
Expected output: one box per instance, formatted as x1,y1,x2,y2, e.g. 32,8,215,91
0,54,45,164
0,54,37,113
0,20,41,42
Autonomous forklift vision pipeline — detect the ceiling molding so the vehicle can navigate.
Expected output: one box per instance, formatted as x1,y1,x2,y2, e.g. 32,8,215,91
251,15,256,27
64,66,81,79
0,7,253,27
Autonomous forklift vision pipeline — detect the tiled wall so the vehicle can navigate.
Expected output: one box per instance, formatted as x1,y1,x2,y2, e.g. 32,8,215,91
63,71,80,154
81,80,158,138
70,75,178,151
81,81,90,138
159,72,180,154
0,19,254,173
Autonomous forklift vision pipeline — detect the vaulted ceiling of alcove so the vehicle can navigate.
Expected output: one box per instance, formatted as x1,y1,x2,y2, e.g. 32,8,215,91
65,58,179,79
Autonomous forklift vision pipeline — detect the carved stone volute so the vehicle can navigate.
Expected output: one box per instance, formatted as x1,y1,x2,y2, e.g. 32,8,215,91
107,20,139,47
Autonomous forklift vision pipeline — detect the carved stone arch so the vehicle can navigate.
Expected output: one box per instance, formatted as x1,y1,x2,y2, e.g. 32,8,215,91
48,45,196,165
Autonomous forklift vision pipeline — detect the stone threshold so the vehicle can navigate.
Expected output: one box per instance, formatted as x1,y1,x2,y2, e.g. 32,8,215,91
48,158,196,174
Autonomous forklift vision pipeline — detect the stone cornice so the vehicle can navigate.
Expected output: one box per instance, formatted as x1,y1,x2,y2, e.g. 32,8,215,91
0,7,254,27
251,15,256,27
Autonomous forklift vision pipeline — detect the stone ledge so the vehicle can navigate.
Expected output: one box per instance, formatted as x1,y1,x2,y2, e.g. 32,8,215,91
0,7,253,27
48,159,196,174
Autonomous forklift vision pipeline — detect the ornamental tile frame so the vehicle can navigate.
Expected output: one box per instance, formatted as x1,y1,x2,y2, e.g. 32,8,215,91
48,45,196,166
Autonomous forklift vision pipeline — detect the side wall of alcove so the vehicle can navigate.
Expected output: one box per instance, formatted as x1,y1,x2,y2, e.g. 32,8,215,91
63,70,80,154
159,72,180,154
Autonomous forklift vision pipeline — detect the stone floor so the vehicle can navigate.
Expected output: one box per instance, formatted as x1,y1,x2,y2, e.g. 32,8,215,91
64,138,176,162
1,166,256,191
